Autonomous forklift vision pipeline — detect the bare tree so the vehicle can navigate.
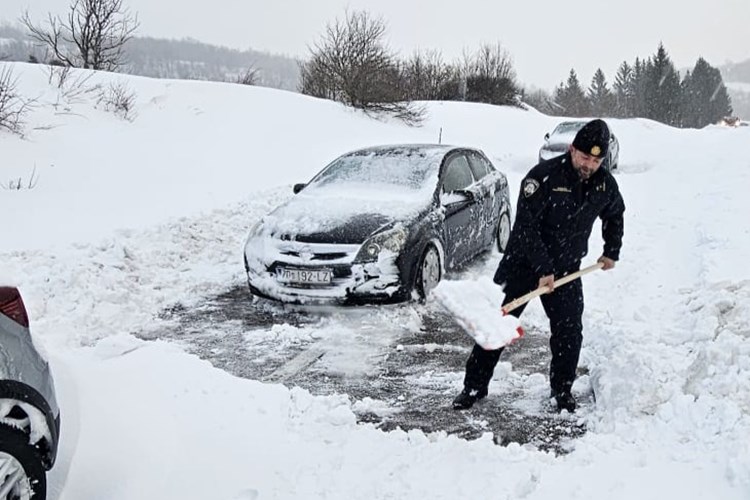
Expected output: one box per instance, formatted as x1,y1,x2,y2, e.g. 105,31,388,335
97,81,137,120
21,0,139,71
1,165,39,191
401,50,461,101
0,65,33,135
300,10,423,124
233,66,260,86
462,42,520,106
520,87,557,115
46,65,101,113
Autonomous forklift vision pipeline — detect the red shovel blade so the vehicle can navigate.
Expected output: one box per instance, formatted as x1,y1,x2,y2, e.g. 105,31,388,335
502,309,525,344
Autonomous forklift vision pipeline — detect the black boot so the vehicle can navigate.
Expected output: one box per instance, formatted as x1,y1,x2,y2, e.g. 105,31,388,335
452,387,488,410
553,392,577,413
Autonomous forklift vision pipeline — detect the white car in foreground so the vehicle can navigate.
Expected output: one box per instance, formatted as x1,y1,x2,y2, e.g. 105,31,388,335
0,286,61,499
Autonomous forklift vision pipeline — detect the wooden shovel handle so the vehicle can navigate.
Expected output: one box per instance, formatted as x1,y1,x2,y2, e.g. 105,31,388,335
501,262,604,315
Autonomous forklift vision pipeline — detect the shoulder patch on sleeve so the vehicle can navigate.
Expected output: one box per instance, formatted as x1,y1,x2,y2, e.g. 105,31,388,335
523,178,540,198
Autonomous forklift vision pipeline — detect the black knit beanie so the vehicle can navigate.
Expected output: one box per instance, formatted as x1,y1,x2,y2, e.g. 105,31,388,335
572,119,610,158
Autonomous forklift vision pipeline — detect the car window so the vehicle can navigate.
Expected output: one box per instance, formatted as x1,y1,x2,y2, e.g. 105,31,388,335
310,149,441,191
467,152,491,180
553,121,586,136
442,154,474,192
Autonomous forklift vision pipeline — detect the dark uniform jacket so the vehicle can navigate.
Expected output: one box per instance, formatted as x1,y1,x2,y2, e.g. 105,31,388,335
494,152,625,284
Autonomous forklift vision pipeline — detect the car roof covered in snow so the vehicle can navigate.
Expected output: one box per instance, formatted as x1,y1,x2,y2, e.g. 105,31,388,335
343,144,464,157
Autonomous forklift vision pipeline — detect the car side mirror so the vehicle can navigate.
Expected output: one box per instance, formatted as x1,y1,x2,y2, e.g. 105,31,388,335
439,188,475,206
544,132,550,140
293,183,306,194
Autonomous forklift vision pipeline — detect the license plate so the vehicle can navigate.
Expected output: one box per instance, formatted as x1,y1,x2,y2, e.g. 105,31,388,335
276,267,332,285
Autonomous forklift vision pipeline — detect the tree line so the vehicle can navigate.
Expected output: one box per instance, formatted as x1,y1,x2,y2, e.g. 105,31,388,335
0,23,300,90
299,13,735,128
530,43,733,128
2,1,738,128
299,11,521,124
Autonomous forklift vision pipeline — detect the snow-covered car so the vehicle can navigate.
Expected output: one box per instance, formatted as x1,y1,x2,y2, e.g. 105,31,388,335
539,120,620,170
0,287,61,499
243,144,512,304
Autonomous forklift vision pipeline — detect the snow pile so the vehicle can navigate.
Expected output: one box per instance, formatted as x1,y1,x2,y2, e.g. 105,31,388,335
432,277,523,349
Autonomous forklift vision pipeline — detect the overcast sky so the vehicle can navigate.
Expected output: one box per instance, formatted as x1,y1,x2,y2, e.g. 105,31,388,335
5,0,750,89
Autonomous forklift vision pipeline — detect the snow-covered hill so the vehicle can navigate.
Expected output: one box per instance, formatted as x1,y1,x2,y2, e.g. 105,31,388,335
2,62,749,499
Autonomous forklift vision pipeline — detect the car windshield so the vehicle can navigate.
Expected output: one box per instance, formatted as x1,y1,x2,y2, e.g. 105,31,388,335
552,122,586,136
309,148,442,192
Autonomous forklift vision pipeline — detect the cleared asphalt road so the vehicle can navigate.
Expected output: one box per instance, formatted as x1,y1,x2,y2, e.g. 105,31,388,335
138,284,592,454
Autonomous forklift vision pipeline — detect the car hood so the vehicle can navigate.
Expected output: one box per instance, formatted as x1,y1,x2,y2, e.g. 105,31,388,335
543,132,578,149
258,188,431,244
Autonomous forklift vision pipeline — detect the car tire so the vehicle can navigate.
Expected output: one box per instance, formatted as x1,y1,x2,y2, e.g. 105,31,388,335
0,424,46,500
415,245,441,300
606,151,618,172
496,210,511,253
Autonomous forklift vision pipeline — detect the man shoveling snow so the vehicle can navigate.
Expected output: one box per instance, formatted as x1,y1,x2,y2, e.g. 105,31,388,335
452,119,626,413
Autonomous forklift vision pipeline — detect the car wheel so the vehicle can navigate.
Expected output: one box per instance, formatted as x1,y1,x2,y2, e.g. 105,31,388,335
606,152,617,171
0,424,46,500
496,211,511,253
416,245,441,300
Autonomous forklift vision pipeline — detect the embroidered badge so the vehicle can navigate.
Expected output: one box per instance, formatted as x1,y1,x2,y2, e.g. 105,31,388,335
591,145,601,156
523,178,540,198
552,187,571,193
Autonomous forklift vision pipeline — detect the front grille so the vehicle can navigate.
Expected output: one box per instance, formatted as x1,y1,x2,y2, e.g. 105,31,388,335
280,250,349,261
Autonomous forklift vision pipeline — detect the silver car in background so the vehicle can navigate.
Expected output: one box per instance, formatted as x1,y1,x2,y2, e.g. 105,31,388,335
539,120,620,171
1,286,60,500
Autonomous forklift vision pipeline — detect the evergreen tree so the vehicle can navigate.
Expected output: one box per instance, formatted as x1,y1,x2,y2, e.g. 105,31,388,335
681,57,733,127
680,70,695,127
554,69,589,116
643,44,682,126
612,61,633,118
588,68,615,116
630,57,648,118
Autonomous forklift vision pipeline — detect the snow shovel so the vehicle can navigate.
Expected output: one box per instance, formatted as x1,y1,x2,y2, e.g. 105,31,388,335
501,262,605,315
488,261,605,348
432,262,604,350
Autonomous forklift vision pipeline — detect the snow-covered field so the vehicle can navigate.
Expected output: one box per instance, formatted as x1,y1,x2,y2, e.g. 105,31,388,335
2,61,749,499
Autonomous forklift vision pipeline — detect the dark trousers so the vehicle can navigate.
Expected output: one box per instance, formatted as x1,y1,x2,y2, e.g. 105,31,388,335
462,271,584,395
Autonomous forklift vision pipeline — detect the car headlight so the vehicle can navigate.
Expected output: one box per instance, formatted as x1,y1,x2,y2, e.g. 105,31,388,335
246,220,265,239
244,220,266,261
354,226,408,263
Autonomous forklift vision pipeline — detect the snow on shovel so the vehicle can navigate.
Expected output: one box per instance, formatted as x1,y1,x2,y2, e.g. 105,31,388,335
432,262,603,350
